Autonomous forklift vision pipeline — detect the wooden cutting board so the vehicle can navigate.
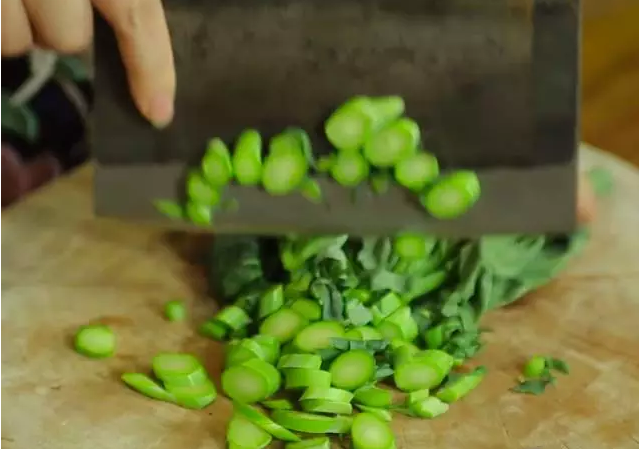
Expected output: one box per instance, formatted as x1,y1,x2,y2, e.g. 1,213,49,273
2,144,639,449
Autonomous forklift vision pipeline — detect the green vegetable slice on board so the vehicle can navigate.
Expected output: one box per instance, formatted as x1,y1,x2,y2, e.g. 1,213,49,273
233,401,302,442
164,300,186,322
271,410,353,434
227,414,272,449
351,412,395,449
121,373,175,403
74,325,116,358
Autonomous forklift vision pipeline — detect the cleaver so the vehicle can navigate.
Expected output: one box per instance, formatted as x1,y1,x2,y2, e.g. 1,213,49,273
93,0,580,238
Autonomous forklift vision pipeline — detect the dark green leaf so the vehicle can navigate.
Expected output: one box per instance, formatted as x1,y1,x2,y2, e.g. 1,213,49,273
368,269,406,293
511,376,555,395
208,236,264,300
546,357,570,375
345,299,373,326
310,279,345,322
374,363,394,380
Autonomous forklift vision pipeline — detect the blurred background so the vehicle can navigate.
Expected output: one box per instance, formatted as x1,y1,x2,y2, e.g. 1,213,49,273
2,0,638,207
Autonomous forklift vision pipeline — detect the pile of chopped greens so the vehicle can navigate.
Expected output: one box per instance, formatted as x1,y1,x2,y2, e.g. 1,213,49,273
80,83,615,449
72,167,612,449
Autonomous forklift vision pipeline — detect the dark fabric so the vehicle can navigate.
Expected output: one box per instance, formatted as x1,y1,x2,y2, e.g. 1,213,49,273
1,52,92,207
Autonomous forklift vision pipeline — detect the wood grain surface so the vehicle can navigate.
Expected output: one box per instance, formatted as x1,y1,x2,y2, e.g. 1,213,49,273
2,144,639,449
582,0,639,166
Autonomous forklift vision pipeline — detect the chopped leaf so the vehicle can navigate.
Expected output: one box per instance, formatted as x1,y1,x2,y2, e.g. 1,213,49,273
546,357,570,375
345,300,373,326
511,376,555,395
374,363,394,380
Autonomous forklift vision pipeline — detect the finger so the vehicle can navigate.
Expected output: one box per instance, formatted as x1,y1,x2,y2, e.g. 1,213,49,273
577,174,597,225
92,0,175,128
23,0,92,53
1,0,34,56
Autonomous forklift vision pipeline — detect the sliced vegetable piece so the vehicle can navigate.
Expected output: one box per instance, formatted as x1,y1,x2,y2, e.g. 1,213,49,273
185,201,213,225
330,152,370,188
259,284,285,319
344,289,373,305
421,170,481,219
215,305,252,331
363,118,420,168
121,372,175,403
166,380,218,409
285,437,331,449
283,369,332,390
164,300,186,322
222,359,281,403
370,96,405,126
394,151,439,192
369,171,391,195
294,321,346,353
225,339,267,368
252,335,281,365
436,366,486,403
187,171,221,206
300,387,354,403
152,353,209,387
346,326,384,341
262,133,309,195
523,355,547,378
394,350,455,392
271,410,353,434
233,402,302,442
409,396,449,419
300,399,353,415
353,385,393,408
325,96,375,152
393,233,436,260
353,405,393,422
74,325,116,358
392,343,419,367
259,308,307,343
199,320,228,341
261,398,295,410
384,306,419,341
370,292,403,325
202,138,233,187
300,178,323,204
407,388,430,404
424,324,444,349
154,199,183,220
289,298,322,322
315,155,335,173
232,129,263,186
329,350,376,390
351,412,395,449
278,354,323,370
227,414,272,449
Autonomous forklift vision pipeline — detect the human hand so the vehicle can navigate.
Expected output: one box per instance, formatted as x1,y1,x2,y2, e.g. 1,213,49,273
1,0,175,128
577,174,596,225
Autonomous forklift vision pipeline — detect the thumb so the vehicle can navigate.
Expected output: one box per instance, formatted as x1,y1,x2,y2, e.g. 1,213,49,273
93,0,175,128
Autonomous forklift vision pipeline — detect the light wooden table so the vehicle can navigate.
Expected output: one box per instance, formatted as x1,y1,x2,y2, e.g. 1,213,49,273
2,145,639,449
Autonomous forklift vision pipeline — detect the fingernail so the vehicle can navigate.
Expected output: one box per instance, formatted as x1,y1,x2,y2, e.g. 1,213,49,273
148,94,174,128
